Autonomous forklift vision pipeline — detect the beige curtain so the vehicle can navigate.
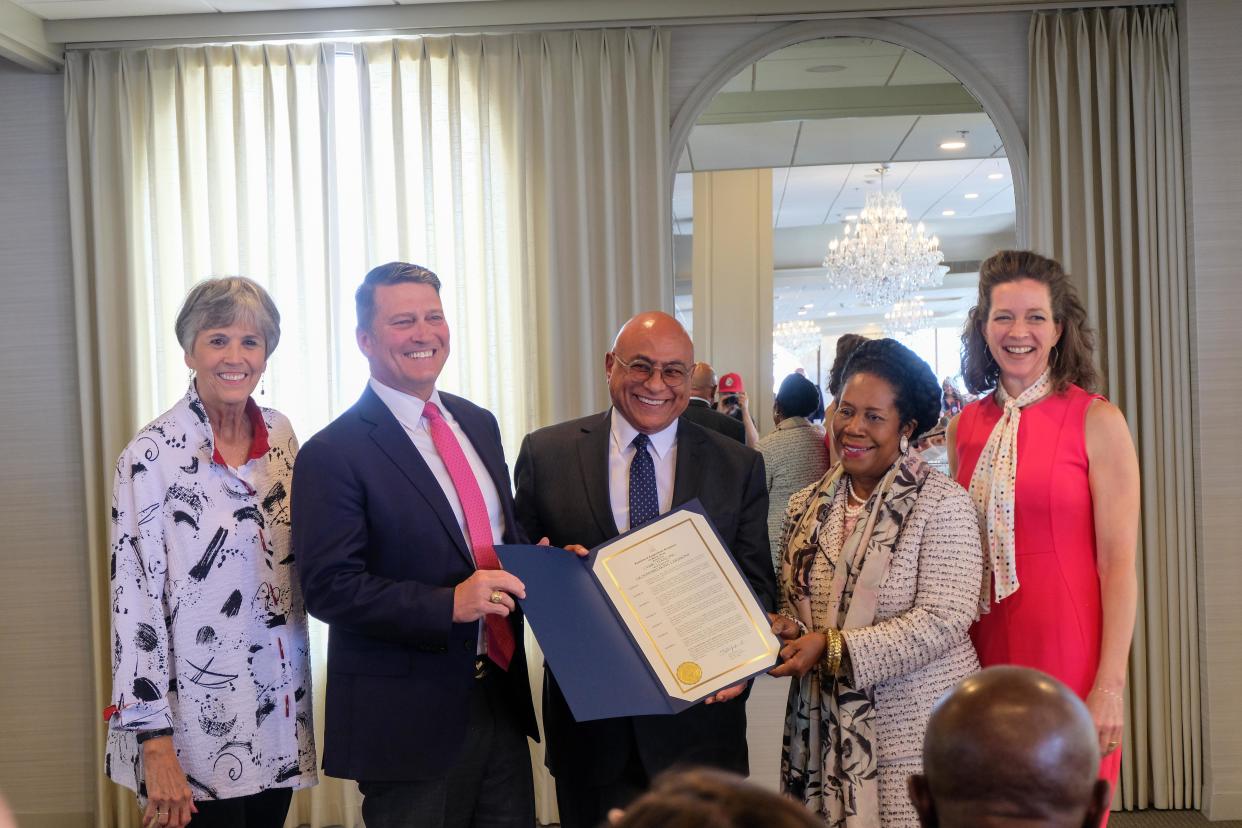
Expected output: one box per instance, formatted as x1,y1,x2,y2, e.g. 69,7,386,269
67,29,668,828
1029,6,1198,811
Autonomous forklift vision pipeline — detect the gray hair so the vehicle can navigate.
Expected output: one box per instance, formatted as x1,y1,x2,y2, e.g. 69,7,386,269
356,262,441,332
175,276,282,357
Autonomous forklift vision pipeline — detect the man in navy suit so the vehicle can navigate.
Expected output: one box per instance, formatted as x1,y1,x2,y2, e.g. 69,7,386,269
292,262,537,828
514,312,776,828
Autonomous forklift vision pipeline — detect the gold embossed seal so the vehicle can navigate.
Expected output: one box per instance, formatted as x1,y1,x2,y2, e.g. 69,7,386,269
676,661,703,685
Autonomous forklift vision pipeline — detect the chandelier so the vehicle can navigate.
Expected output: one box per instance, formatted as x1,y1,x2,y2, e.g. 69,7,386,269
774,319,822,357
884,296,935,336
822,171,948,308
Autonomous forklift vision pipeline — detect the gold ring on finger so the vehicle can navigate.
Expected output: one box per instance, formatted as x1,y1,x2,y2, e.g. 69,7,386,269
489,590,504,604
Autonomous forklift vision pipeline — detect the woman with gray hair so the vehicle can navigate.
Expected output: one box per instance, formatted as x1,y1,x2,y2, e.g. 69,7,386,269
104,277,317,828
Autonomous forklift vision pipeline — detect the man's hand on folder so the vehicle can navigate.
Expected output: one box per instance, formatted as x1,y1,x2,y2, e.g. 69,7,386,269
563,543,590,558
453,569,526,622
703,680,747,705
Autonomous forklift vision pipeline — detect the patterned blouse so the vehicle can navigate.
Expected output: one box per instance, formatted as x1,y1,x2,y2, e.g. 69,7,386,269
105,384,317,802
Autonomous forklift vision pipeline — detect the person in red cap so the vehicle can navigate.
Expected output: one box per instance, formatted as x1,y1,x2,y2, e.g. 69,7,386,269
716,373,758,446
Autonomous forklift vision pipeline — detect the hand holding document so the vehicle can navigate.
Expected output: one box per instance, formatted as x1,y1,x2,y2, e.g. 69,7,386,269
495,502,779,721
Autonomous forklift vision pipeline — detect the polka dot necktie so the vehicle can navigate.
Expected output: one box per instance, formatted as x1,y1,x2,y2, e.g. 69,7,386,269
629,433,659,530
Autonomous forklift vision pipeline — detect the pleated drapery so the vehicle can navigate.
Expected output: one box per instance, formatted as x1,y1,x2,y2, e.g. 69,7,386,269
66,29,668,828
1029,6,1199,812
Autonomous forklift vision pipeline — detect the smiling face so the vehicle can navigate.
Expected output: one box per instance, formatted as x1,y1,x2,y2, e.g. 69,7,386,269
184,321,267,412
832,371,914,490
984,278,1063,395
357,281,449,400
606,313,693,435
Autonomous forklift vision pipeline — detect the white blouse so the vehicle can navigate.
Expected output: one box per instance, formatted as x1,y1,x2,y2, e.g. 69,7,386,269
105,384,317,802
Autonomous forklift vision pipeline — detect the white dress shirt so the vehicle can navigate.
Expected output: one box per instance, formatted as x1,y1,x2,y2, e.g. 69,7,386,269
369,378,506,546
608,408,678,533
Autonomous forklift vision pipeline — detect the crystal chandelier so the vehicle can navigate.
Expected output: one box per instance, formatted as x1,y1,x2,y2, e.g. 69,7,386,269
774,319,822,358
884,296,935,336
822,169,948,308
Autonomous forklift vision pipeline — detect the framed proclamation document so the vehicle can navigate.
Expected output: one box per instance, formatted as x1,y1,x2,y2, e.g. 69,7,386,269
495,501,780,722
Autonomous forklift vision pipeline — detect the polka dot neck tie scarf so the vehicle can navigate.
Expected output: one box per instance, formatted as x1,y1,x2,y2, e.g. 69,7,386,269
968,368,1053,614
423,401,514,670
629,433,659,531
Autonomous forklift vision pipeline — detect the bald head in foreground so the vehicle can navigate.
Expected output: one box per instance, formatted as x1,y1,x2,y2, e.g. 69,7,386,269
909,666,1110,828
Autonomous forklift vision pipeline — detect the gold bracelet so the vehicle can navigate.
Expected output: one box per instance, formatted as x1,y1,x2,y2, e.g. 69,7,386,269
822,629,843,677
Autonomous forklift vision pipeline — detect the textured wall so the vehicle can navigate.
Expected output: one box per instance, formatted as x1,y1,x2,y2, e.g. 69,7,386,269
0,58,95,826
1181,0,1242,820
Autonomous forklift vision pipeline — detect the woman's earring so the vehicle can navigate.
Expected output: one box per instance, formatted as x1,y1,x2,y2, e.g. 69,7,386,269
900,435,910,454
187,368,195,383
260,372,267,396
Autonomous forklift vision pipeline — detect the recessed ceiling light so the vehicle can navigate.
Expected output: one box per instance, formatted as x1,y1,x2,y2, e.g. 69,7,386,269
988,172,1004,180
801,303,814,309
942,209,956,216
964,193,979,199
844,214,858,221
796,310,808,316
939,140,967,150
806,64,847,73
826,311,839,317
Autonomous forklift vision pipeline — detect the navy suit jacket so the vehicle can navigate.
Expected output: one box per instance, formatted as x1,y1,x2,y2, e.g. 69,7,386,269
514,411,774,786
292,385,538,782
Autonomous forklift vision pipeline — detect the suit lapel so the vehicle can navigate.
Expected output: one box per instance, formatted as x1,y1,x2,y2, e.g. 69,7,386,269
672,419,707,507
356,387,474,567
578,411,620,540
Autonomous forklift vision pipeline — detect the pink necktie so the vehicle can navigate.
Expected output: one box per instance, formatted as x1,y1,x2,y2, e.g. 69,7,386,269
422,401,514,670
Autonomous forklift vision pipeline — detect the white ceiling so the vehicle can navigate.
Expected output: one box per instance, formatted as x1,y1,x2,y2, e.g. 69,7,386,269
674,36,1017,340
13,0,484,21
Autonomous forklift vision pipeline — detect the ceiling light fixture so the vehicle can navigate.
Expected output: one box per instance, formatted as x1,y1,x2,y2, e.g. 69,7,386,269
942,209,956,216
964,193,979,199
885,296,935,336
806,64,847,73
988,172,1004,180
823,164,947,308
844,214,859,221
774,319,823,357
939,129,969,151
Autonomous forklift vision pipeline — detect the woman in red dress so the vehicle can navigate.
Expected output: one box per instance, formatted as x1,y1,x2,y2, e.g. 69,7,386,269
949,251,1139,824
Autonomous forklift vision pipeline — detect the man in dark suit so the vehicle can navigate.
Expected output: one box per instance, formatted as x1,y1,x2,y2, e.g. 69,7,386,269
292,262,537,828
514,312,776,828
682,361,745,443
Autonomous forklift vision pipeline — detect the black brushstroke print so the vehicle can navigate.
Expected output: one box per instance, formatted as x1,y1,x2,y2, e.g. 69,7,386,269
265,614,287,629
183,657,238,689
185,773,219,800
134,623,159,652
130,462,147,477
110,551,116,580
255,698,276,728
132,677,161,702
189,398,208,423
233,505,265,527
261,481,287,514
213,752,244,781
189,527,228,581
137,503,160,526
165,483,204,515
196,626,216,645
111,506,119,524
172,510,199,530
294,686,305,702
180,456,199,474
199,714,237,738
274,763,300,783
220,590,242,617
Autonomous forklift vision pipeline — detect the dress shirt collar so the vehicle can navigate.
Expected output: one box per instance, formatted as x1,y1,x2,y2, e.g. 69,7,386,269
609,408,678,460
369,377,450,431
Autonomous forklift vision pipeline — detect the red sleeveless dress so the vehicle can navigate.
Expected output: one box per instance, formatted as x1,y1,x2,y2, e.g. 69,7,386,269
955,384,1121,812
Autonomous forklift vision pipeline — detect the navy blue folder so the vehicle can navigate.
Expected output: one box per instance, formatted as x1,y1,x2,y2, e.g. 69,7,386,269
495,500,777,722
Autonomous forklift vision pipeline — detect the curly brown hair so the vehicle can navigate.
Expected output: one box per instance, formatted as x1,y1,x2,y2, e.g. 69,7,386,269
960,250,1098,395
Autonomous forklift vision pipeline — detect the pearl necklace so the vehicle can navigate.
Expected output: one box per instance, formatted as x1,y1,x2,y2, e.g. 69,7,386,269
844,477,867,518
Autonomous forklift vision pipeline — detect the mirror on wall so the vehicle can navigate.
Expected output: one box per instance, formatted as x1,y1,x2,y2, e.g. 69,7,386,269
673,36,1016,418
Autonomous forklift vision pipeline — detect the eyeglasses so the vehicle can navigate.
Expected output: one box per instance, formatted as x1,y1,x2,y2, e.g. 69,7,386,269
611,353,689,387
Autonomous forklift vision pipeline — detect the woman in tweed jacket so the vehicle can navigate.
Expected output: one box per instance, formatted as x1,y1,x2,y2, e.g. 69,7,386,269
770,339,982,828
